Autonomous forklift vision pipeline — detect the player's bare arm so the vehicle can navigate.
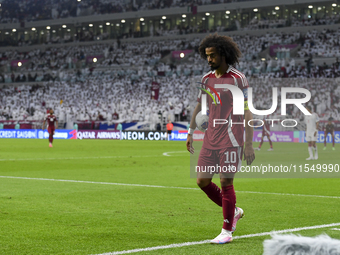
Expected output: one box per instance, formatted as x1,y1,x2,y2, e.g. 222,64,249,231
244,109,255,165
55,120,58,129
186,102,201,154
42,120,45,130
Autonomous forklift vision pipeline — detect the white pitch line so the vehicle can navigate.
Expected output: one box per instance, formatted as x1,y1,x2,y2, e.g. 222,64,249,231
94,222,340,255
163,151,187,156
331,228,340,231
0,153,187,162
0,155,154,161
236,190,340,200
0,176,199,190
0,176,340,199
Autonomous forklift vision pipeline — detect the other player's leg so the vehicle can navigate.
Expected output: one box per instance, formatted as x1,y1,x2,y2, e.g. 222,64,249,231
312,141,318,159
312,132,318,160
323,131,327,150
256,136,264,151
48,127,53,147
332,132,335,150
267,133,273,151
306,139,314,160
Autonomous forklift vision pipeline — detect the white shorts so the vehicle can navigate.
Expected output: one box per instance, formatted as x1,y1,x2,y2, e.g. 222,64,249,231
306,131,317,142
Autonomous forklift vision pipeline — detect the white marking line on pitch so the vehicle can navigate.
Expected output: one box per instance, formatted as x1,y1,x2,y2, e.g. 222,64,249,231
236,190,340,200
0,153,187,162
0,176,198,190
94,222,340,255
0,176,340,200
0,155,155,161
163,151,187,156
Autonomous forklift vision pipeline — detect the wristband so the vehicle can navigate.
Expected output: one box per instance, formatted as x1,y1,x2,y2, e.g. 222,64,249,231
244,100,249,110
188,128,195,135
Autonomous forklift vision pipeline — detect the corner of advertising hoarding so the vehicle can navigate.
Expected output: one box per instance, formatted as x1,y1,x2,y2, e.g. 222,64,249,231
0,129,77,139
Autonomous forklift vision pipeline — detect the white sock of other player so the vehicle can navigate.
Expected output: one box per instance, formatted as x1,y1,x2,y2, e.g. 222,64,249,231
308,147,313,158
313,146,318,159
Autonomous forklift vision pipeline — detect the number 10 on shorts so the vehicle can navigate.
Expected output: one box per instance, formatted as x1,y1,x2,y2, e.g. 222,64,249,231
225,151,237,163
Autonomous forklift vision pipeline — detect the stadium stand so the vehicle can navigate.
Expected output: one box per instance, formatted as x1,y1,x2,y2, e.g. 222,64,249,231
1,0,339,47
1,28,340,80
0,0,339,131
0,0,260,23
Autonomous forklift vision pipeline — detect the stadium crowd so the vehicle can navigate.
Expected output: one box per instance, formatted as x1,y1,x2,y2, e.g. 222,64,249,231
243,18,287,30
297,29,340,58
1,27,340,128
0,74,194,130
1,28,339,75
3,17,339,48
1,65,340,127
244,14,340,31
1,1,339,49
0,0,256,23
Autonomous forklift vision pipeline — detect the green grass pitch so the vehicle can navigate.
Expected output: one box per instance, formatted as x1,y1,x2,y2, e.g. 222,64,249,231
0,139,339,255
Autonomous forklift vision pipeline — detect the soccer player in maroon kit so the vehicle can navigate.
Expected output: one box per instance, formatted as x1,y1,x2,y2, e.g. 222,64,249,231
323,117,335,150
255,118,273,151
186,34,255,244
42,109,58,147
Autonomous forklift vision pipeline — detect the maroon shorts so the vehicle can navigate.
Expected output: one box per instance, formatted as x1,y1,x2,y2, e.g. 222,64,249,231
262,130,270,137
324,131,334,136
196,146,243,177
48,126,55,135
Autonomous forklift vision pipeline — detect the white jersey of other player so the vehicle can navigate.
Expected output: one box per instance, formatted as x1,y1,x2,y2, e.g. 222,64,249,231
305,112,319,133
305,112,319,141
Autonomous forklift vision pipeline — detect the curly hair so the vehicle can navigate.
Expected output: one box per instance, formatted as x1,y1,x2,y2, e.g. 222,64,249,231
198,33,242,66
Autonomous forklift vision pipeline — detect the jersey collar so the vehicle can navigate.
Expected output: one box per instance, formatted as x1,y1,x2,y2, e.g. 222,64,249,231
212,66,232,76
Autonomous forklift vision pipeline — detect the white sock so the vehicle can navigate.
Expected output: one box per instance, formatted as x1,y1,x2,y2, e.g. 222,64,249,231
308,147,313,158
314,146,318,156
221,228,233,235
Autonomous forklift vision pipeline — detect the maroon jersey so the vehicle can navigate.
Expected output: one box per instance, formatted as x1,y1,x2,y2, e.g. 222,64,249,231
262,120,270,135
197,67,249,149
45,114,57,128
325,123,334,133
